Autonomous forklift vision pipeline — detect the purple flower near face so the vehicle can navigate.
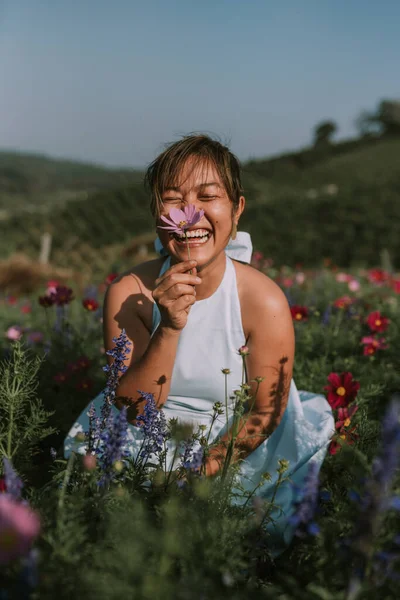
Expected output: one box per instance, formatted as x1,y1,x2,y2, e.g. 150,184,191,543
136,390,169,461
289,461,321,538
3,458,23,500
157,205,205,235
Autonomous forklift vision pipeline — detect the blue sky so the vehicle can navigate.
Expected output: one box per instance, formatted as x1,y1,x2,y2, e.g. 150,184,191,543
0,0,399,168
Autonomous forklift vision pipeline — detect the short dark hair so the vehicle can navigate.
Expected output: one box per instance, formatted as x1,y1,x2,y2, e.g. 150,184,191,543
144,133,244,218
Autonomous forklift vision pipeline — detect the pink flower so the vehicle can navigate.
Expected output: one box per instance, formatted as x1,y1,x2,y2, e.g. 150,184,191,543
336,272,352,283
157,205,205,234
295,272,305,285
0,495,40,565
83,454,97,471
361,335,388,355
238,345,249,356
335,405,359,429
5,326,23,341
348,279,360,292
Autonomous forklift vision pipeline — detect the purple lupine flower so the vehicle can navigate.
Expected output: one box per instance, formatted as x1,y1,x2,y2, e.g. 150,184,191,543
54,305,64,333
322,304,332,326
86,402,100,452
346,396,400,595
179,437,204,473
3,458,23,500
136,390,169,462
288,461,321,538
101,329,132,424
97,406,129,486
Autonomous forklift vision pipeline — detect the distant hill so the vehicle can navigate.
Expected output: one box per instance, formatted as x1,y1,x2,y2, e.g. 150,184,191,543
0,149,143,211
1,134,399,270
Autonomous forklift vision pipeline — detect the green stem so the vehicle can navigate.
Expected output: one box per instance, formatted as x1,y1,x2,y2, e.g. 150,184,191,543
185,232,192,275
333,309,344,337
6,402,14,458
224,374,229,431
58,452,76,514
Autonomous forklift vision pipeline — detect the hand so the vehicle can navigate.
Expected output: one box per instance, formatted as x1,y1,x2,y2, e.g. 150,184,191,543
152,259,202,332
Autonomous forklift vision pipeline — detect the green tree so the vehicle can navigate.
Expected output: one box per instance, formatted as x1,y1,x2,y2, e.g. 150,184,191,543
313,120,338,145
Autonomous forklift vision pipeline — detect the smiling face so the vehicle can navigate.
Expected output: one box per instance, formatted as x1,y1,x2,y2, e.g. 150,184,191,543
156,157,245,268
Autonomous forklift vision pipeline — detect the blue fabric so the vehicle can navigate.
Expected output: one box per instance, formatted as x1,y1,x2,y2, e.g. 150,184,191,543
64,232,335,557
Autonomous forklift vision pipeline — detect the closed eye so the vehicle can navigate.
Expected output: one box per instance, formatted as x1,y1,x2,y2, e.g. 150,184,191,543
200,195,216,199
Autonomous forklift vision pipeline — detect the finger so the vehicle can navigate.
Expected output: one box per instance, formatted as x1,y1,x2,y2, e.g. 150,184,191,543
174,294,196,313
165,283,197,301
155,260,197,286
155,272,201,295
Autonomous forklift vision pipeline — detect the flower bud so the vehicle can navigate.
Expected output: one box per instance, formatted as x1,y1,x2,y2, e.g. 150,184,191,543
238,346,249,356
83,454,97,471
74,432,86,443
221,368,231,375
113,460,124,473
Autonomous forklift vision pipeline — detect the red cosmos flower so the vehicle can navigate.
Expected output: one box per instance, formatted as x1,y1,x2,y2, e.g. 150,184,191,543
52,285,74,306
75,356,91,370
392,279,400,294
333,295,355,309
324,372,360,410
251,251,264,262
361,336,388,356
367,268,389,286
6,296,18,306
335,405,359,430
366,310,390,333
38,295,55,308
105,273,118,285
290,305,308,321
329,425,359,455
20,304,32,314
76,378,93,392
0,479,6,493
82,298,99,312
53,372,68,384
282,277,294,288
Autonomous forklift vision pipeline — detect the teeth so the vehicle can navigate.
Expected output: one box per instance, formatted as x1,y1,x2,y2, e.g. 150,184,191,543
174,229,210,239
173,232,210,244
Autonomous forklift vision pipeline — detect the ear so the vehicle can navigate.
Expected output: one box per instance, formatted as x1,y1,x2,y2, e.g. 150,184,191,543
235,196,246,222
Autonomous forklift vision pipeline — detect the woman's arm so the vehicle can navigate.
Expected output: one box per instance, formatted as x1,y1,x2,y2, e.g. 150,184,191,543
103,274,181,423
205,275,295,475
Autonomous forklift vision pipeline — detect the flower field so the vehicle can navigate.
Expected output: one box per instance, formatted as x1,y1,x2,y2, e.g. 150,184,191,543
0,252,400,599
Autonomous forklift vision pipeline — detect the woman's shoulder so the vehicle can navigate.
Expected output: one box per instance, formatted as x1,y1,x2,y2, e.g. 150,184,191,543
105,257,164,333
232,260,290,337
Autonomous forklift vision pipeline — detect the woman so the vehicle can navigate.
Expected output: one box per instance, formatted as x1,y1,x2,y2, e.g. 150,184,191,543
65,134,334,556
